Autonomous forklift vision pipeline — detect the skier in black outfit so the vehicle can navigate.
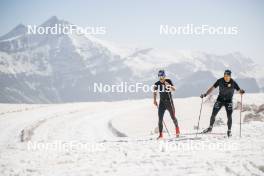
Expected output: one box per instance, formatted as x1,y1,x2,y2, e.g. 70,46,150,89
200,70,245,137
153,70,180,139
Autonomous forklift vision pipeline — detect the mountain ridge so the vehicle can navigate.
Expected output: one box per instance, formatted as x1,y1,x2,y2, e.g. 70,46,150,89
0,16,262,103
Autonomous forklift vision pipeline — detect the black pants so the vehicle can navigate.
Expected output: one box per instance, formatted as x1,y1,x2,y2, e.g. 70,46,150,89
209,101,233,130
158,100,178,133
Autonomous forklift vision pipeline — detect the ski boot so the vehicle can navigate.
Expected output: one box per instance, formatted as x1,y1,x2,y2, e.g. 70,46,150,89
202,126,212,133
227,130,232,137
157,133,163,140
176,127,180,137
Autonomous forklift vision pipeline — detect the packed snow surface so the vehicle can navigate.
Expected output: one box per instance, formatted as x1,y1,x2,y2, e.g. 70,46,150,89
0,94,263,176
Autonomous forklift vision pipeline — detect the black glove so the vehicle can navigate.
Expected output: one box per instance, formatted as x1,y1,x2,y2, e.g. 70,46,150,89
240,89,245,94
200,93,207,98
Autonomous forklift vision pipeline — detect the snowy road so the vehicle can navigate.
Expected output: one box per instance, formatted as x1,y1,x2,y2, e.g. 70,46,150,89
0,94,264,176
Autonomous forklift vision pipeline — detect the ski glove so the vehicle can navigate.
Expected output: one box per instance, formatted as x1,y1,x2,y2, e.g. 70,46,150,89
239,89,245,94
200,93,207,98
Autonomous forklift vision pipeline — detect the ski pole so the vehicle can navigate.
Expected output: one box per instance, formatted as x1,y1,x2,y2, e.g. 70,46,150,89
163,120,171,137
168,92,177,136
240,94,243,138
196,97,204,137
168,92,176,117
156,106,171,136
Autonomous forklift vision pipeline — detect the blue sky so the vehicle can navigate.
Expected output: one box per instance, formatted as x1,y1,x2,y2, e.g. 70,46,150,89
0,0,263,64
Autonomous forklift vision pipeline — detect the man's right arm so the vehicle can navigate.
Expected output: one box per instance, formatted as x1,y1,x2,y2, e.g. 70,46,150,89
153,91,158,106
153,84,158,106
205,86,215,96
200,79,219,98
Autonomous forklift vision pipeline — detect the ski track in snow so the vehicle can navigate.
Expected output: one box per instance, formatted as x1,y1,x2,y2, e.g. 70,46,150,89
0,95,264,176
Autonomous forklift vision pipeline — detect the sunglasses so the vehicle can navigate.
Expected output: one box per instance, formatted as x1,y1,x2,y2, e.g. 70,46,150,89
159,76,165,79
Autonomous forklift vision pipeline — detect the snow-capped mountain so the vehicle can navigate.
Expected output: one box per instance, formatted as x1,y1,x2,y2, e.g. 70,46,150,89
0,16,263,103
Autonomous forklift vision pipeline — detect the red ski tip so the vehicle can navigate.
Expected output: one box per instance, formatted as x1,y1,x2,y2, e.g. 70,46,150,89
157,133,163,140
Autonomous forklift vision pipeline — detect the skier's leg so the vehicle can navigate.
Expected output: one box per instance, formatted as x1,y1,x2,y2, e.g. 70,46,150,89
166,101,179,128
209,101,223,128
165,100,180,137
224,102,233,130
158,101,166,134
203,101,222,133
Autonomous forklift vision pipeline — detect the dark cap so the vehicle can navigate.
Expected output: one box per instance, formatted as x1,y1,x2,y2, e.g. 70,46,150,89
224,69,232,76
158,70,166,77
